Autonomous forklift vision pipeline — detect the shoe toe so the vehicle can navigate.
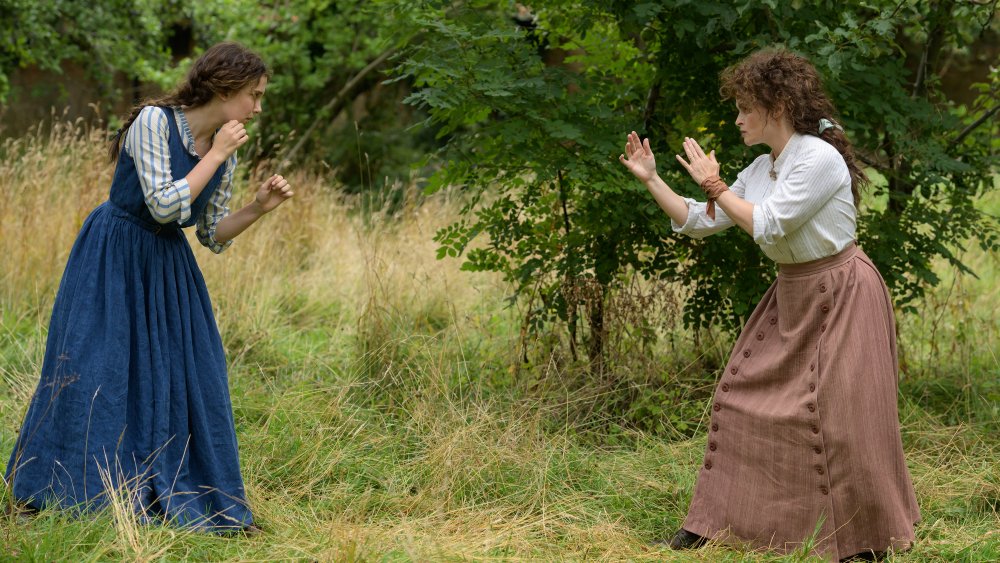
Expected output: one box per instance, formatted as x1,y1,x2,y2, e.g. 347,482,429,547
668,528,707,550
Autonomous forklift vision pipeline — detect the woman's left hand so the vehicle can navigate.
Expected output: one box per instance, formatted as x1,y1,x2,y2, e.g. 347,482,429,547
254,174,294,213
675,137,720,186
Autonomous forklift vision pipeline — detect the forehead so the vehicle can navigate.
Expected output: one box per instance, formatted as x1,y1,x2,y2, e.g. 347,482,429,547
241,75,268,95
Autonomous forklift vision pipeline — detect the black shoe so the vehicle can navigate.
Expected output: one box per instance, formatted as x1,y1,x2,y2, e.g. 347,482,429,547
668,528,707,550
840,551,886,562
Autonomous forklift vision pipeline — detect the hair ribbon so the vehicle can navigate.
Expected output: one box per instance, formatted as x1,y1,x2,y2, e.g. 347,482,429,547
818,118,843,134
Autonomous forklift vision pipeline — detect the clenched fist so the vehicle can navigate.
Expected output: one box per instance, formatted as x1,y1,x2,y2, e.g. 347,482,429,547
211,120,249,160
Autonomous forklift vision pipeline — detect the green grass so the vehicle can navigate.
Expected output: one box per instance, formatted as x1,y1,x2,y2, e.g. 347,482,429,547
1,124,998,561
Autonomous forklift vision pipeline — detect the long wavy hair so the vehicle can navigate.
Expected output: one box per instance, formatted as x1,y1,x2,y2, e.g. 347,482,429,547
719,48,867,206
108,42,269,162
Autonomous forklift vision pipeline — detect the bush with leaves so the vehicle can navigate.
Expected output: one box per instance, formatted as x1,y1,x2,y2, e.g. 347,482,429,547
393,1,682,374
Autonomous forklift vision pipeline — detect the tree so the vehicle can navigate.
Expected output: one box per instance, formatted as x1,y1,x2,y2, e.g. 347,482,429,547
394,0,999,373
393,0,668,374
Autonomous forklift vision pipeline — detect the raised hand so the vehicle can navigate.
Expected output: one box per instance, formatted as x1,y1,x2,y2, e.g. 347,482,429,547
619,131,658,183
254,174,294,213
211,120,250,159
675,137,720,186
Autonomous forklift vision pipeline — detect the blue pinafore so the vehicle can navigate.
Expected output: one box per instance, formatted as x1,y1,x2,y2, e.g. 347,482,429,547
5,107,252,530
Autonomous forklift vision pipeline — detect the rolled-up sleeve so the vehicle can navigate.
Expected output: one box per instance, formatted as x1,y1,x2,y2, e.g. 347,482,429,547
124,106,192,224
195,154,236,254
752,148,847,247
671,171,747,238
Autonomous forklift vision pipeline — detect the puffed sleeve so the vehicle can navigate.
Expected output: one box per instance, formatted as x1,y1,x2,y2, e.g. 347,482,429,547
195,154,237,254
671,169,748,239
751,145,849,246
123,106,193,224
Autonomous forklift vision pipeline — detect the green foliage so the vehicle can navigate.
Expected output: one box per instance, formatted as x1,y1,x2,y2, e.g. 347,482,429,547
2,0,431,191
186,0,412,187
396,0,1000,367
0,0,177,102
392,0,682,368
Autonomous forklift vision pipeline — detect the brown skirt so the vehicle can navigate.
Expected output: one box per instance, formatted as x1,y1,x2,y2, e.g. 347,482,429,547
682,243,920,561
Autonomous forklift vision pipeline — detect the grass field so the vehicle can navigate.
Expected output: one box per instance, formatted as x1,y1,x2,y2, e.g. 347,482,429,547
0,121,997,561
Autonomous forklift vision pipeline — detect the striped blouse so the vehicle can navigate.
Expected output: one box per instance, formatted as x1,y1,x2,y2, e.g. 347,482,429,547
124,106,236,254
672,133,856,264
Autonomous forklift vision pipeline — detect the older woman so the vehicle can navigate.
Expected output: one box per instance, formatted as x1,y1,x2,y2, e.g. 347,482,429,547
620,48,919,561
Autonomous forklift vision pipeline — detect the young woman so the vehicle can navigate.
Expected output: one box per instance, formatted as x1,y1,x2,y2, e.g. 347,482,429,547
620,49,919,561
6,42,293,532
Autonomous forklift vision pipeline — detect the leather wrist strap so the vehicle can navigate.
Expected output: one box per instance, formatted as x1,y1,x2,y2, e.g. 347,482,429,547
699,175,729,220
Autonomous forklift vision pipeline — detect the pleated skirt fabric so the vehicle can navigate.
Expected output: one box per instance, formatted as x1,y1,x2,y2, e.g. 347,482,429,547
6,202,252,530
682,243,919,561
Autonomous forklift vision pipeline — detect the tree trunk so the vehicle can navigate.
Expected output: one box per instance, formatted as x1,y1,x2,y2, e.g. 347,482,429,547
587,284,607,376
557,171,579,362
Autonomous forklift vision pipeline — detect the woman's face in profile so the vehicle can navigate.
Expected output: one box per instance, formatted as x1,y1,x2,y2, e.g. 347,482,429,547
735,102,769,147
220,75,268,125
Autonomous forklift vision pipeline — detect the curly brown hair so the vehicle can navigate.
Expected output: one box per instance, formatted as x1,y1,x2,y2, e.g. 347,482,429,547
109,42,270,162
720,48,867,206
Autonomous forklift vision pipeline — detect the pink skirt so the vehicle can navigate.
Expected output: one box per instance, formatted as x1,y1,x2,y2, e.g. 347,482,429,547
682,243,920,561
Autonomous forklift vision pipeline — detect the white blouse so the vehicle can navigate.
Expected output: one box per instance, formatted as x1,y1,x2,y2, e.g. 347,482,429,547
672,133,857,264
124,106,236,254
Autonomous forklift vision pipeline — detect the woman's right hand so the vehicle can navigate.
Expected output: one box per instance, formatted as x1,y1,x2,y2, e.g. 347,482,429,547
619,131,657,183
211,120,249,160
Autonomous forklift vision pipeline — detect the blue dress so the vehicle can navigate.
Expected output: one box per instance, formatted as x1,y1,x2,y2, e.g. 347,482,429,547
5,108,253,530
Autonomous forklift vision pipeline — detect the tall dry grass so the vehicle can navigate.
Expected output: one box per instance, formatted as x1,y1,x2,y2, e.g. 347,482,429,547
1,117,997,561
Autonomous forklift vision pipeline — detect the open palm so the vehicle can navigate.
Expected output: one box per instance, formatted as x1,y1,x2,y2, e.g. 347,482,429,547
619,131,657,182
675,136,720,185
